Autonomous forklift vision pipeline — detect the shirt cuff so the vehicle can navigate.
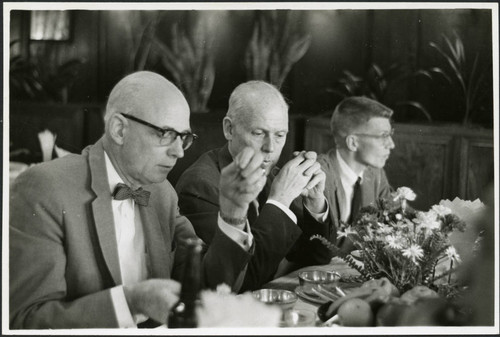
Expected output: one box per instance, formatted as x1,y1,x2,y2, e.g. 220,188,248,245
218,213,254,250
266,199,298,224
304,199,330,223
110,286,137,328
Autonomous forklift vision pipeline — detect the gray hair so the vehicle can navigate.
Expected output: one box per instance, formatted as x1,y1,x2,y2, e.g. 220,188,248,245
330,96,393,145
226,80,288,124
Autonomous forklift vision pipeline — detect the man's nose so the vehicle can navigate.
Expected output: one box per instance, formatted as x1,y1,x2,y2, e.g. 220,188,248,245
262,135,275,153
167,137,185,158
386,136,395,149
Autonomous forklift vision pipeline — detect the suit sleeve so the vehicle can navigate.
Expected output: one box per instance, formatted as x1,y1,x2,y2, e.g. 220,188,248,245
9,169,118,329
285,198,334,267
176,171,302,292
163,182,251,292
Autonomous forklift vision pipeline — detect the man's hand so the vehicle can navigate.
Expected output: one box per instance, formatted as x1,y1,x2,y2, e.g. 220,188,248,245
123,279,181,324
297,152,327,214
268,151,322,208
219,147,267,219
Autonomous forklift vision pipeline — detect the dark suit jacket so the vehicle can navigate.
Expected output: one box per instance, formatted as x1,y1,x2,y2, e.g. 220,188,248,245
318,148,393,252
175,144,329,291
9,138,251,329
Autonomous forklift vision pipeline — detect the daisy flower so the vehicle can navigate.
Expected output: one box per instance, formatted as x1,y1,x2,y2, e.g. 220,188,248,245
445,246,461,263
337,226,356,239
385,235,403,249
376,222,393,235
402,244,424,264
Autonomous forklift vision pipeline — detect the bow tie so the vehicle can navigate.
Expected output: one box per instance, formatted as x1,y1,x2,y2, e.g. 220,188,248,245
112,183,151,206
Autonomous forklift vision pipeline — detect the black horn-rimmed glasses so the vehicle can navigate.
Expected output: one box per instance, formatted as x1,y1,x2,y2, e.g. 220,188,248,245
120,113,198,150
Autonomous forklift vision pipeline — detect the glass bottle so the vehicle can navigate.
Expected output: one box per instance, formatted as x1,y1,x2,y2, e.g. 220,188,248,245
167,237,203,328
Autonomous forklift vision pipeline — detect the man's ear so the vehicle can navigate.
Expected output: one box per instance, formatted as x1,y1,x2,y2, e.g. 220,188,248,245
108,113,127,145
345,134,358,152
222,117,233,141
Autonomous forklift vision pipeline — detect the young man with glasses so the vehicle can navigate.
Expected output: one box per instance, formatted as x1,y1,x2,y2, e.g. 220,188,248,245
10,72,268,328
304,96,395,255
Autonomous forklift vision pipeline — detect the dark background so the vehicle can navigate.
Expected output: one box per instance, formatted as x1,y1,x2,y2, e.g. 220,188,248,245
9,9,493,125
8,8,495,206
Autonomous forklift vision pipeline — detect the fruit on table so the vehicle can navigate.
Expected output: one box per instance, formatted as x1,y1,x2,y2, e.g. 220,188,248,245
337,298,374,326
399,285,439,303
321,278,397,319
375,298,408,326
376,297,462,326
361,277,400,297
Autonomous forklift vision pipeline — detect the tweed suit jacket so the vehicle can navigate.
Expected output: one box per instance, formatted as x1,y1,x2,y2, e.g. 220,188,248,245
9,138,251,329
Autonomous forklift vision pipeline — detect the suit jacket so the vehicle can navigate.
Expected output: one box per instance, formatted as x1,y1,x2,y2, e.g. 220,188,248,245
9,138,251,329
318,149,393,252
175,144,329,291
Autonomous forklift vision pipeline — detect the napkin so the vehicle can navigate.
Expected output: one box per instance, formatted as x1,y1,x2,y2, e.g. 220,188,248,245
38,129,57,162
197,284,281,327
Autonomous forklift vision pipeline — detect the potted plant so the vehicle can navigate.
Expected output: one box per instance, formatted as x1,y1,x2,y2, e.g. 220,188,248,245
146,12,216,114
244,11,311,89
9,40,85,103
416,32,491,126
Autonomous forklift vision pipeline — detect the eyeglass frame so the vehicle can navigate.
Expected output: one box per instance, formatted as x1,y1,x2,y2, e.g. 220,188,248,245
120,113,198,149
352,128,395,142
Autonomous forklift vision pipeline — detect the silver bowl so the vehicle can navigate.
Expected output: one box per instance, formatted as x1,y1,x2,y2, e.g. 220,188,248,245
252,288,298,311
298,270,340,295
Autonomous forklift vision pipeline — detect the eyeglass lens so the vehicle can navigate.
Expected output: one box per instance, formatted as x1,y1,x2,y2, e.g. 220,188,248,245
160,130,196,150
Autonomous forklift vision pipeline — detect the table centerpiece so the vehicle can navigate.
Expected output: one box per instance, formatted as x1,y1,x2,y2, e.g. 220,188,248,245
311,187,483,295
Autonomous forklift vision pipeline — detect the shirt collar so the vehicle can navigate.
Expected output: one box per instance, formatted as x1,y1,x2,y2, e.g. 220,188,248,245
104,151,125,193
336,150,363,186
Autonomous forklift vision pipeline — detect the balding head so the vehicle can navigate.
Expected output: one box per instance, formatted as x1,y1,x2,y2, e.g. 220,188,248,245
104,71,190,130
226,81,288,126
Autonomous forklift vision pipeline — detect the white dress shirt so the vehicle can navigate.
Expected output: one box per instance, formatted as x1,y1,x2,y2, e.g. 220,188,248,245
336,150,363,223
103,152,254,327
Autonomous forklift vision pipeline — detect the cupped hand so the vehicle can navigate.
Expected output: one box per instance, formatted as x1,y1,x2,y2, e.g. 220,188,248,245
268,151,320,207
219,147,267,219
123,279,181,324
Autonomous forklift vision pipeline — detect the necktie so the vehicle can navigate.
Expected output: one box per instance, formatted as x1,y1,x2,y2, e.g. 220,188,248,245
112,183,150,206
348,177,362,224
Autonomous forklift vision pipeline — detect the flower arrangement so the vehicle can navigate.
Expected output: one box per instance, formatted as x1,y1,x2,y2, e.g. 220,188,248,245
312,187,468,294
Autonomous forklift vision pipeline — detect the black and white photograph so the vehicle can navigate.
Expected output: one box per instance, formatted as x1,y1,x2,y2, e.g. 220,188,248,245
3,2,498,335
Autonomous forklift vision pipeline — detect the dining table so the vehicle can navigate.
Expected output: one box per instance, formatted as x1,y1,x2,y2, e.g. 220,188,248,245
261,257,363,326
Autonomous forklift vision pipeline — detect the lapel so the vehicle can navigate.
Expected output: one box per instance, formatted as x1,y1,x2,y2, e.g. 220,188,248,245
360,168,376,207
88,139,122,285
88,139,170,284
216,143,233,171
138,203,169,279
325,150,344,227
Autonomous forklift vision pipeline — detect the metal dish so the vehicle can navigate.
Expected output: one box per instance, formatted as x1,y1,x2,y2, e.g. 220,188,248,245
298,270,340,295
252,288,298,311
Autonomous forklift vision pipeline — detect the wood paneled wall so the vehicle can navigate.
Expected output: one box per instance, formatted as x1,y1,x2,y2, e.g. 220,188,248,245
9,9,493,125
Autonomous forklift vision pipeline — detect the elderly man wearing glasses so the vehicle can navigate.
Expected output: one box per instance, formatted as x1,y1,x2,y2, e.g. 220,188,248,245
288,96,396,263
10,71,269,329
